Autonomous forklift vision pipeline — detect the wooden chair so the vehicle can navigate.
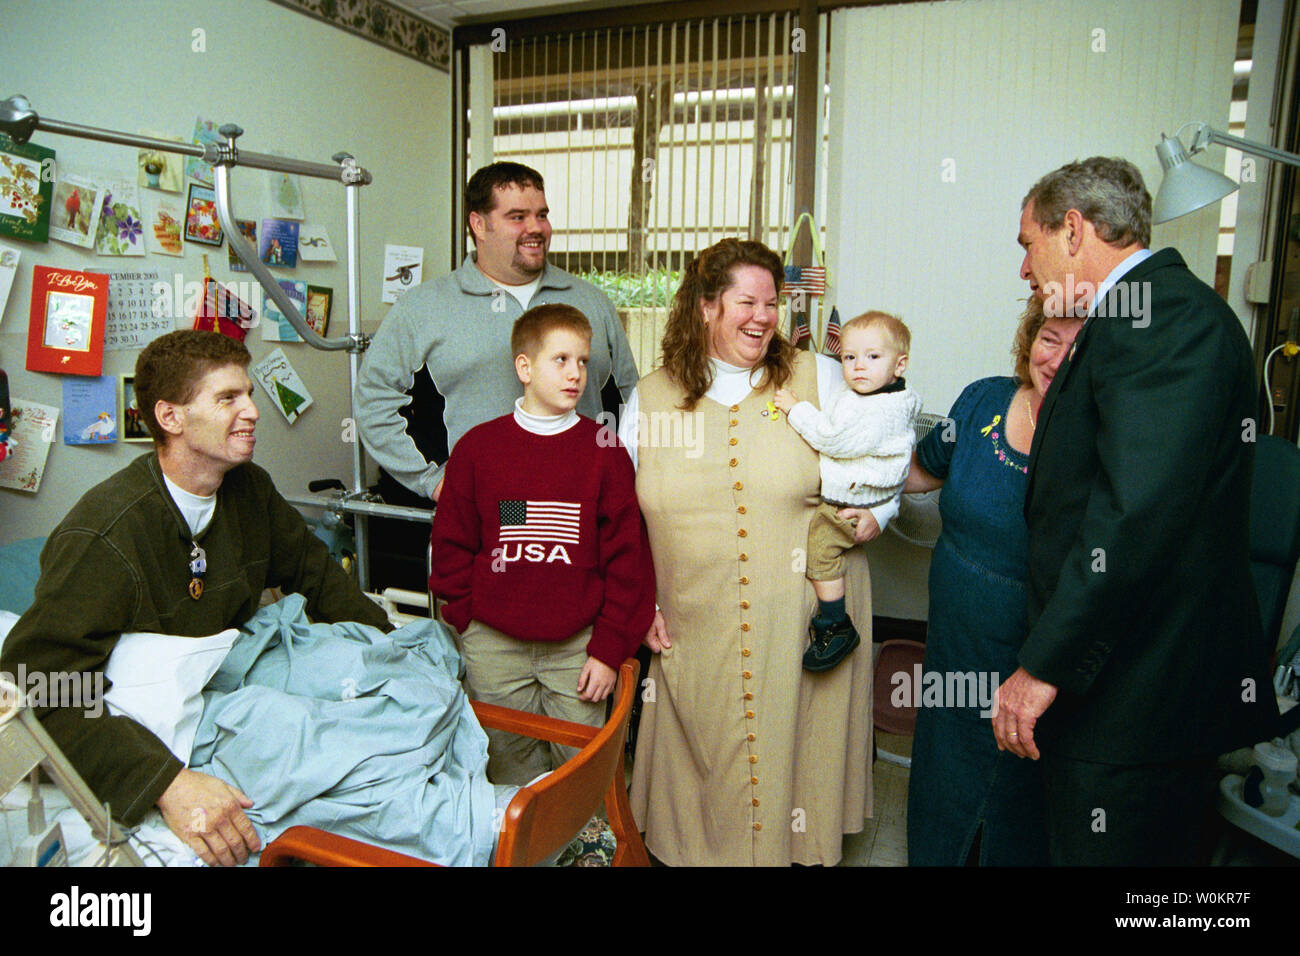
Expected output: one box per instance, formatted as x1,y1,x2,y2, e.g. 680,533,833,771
260,658,650,867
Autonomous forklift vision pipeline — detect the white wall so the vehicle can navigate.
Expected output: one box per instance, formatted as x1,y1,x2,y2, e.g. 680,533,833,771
826,0,1241,417
0,0,450,545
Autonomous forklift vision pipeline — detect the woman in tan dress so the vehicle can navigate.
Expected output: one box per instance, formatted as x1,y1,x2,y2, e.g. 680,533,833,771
622,239,879,866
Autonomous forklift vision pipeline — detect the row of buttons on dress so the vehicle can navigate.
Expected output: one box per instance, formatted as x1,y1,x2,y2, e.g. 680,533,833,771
731,404,762,831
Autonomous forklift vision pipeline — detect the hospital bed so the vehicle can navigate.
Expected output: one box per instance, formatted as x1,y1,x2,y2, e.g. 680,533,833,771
0,538,649,868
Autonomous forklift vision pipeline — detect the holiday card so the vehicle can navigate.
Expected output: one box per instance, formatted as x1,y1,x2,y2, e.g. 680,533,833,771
137,131,185,193
185,117,221,187
184,183,222,246
0,134,53,243
382,244,423,303
228,219,257,271
144,195,184,256
262,279,309,342
268,166,305,220
259,219,298,269
26,266,109,376
252,347,312,425
119,374,149,442
305,285,332,337
48,171,105,249
0,398,58,493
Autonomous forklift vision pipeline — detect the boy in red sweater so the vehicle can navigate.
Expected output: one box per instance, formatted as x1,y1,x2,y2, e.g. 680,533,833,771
429,304,655,785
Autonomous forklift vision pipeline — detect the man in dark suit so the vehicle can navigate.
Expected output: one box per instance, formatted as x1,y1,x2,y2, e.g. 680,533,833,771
991,157,1278,865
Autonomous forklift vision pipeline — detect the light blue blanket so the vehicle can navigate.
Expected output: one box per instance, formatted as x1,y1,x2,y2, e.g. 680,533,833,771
190,595,500,866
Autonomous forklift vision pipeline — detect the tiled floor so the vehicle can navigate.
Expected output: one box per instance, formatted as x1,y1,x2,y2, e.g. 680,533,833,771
839,730,911,866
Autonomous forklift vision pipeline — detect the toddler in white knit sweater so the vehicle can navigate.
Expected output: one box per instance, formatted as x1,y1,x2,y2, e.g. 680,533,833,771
774,311,921,672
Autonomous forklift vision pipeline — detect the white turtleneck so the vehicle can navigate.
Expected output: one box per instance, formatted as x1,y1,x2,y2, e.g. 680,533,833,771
513,396,581,436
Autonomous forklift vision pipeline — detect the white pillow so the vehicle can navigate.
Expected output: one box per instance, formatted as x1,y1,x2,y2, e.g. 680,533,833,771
103,629,238,765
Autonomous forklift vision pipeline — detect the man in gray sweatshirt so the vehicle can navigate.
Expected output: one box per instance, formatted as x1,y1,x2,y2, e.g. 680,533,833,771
356,162,639,506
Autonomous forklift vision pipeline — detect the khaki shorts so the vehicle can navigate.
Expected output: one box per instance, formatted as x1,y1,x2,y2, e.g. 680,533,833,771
806,501,861,581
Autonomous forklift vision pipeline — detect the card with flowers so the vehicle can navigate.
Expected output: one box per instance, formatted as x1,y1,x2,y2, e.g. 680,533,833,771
94,180,145,256
184,183,223,247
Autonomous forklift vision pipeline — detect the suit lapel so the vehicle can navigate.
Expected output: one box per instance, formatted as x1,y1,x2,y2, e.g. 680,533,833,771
1024,248,1181,505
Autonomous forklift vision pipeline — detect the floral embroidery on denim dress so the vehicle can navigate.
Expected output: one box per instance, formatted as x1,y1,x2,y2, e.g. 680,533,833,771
979,414,1028,475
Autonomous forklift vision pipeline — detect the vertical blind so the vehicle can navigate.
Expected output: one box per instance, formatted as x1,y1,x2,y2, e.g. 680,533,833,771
479,13,813,371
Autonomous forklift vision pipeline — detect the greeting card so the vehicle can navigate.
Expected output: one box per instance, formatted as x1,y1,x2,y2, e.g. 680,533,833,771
185,117,221,187
119,375,149,442
382,245,423,303
137,131,185,193
26,266,109,376
296,223,336,262
262,279,308,342
144,196,184,256
0,398,57,493
94,180,145,256
49,171,105,249
268,167,305,220
0,134,53,243
63,375,118,445
253,348,313,424
259,219,299,269
305,285,332,337
228,219,257,272
184,183,222,246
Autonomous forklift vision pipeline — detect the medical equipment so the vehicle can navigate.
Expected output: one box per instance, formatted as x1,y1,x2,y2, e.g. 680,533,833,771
0,675,143,866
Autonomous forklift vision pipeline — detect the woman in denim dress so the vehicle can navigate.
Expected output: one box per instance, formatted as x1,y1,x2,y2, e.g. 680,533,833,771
905,299,1082,866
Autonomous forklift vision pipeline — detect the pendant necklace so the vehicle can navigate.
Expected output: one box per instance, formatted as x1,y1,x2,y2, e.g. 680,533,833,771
188,542,207,600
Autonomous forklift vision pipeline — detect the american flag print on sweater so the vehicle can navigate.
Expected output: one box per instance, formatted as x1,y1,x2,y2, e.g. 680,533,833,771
497,499,582,544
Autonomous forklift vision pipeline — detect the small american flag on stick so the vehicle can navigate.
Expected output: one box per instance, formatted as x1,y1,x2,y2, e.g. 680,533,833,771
498,500,581,544
782,265,826,297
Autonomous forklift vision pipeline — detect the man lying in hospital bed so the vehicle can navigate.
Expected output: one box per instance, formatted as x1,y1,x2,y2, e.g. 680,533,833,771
0,330,508,866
